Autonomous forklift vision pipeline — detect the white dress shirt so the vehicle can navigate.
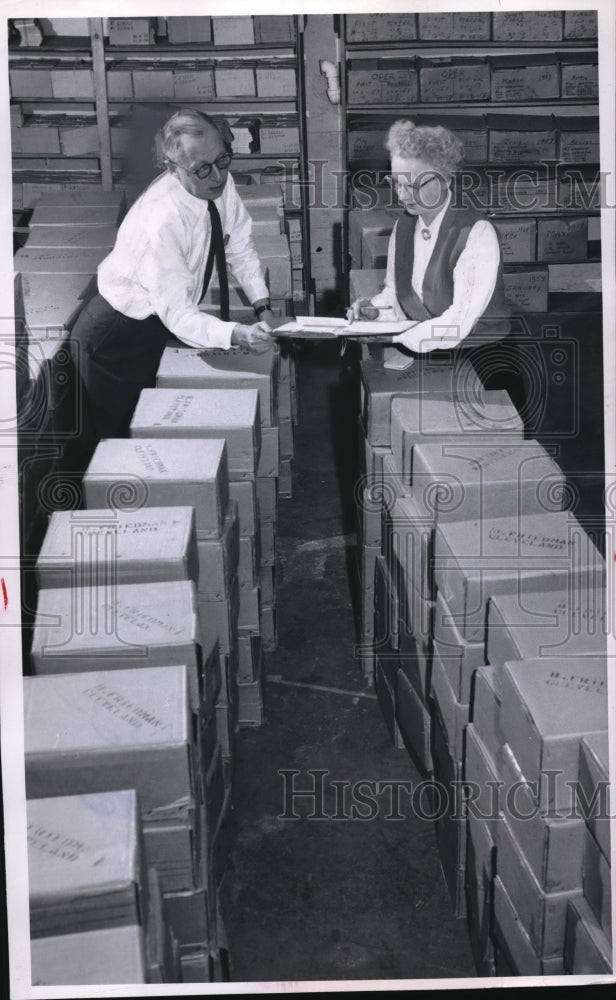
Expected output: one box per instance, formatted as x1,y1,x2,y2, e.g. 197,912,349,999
370,190,501,354
98,171,270,350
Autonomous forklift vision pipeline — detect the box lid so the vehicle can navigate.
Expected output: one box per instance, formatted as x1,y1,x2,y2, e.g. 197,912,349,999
31,924,147,985
132,388,259,432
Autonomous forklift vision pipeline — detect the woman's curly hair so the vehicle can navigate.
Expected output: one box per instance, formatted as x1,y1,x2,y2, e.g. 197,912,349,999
385,120,464,174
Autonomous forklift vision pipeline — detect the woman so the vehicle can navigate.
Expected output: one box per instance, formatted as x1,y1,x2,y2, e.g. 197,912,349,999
348,119,510,363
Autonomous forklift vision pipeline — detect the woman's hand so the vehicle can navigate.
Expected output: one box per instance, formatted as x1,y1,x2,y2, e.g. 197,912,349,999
231,322,273,353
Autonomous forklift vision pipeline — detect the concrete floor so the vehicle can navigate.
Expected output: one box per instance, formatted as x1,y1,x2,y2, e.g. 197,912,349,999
219,341,478,984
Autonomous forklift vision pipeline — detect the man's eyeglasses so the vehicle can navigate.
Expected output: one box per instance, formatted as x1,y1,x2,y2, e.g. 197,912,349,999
168,151,233,180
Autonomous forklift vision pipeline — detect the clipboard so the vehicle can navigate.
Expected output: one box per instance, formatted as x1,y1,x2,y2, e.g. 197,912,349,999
273,316,418,341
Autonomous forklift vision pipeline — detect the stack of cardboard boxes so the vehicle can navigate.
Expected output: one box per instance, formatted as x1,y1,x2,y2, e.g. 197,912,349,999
356,352,609,976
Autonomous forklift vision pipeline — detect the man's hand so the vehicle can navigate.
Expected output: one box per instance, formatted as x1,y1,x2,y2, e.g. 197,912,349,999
257,309,289,331
346,298,377,323
231,322,273,353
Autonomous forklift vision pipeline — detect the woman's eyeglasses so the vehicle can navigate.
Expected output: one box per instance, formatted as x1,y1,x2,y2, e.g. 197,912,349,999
167,151,233,179
384,172,437,196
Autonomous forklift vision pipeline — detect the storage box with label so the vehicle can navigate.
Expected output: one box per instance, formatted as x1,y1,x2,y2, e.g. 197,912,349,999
564,896,612,974
166,16,212,43
499,655,608,812
417,12,490,40
108,18,154,45
345,13,417,42
36,506,198,590
347,59,417,105
433,510,604,643
28,790,147,938
347,124,387,162
31,924,149,985
558,168,600,211
492,171,556,215
560,53,599,100
21,271,91,336
492,11,562,42
578,733,610,861
557,116,600,164
499,741,586,894
30,579,202,701
413,113,489,164
419,57,490,104
172,64,215,101
411,438,564,527
259,123,300,155
563,10,598,40
130,388,260,481
390,389,524,485
253,15,295,43
486,584,608,668
490,55,559,103
488,114,557,163
214,62,256,98
84,437,229,537
496,816,583,958
502,265,549,312
537,216,588,262
196,501,239,601
492,218,536,262
256,63,296,99
25,664,196,813
212,16,255,46
432,590,486,704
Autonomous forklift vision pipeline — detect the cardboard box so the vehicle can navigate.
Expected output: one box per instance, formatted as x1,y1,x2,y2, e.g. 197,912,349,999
253,15,294,43
229,479,257,537
418,12,490,40
431,717,466,917
493,218,536,262
28,790,146,938
375,653,404,749
157,344,277,428
391,389,524,486
430,645,468,762
256,475,277,523
58,122,100,157
396,668,434,769
487,114,556,163
36,506,198,590
564,896,612,974
31,924,148,985
374,554,400,652
397,626,431,703
25,188,125,210
496,816,583,958
486,585,608,668
464,724,500,841
500,656,608,811
360,354,480,447
490,55,559,103
347,59,417,105
411,439,564,527
214,65,256,98
253,234,292,298
196,501,239,601
130,388,260,481
212,16,255,45
560,54,598,100
502,266,549,312
237,633,262,684
419,57,490,103
433,593,486,704
583,826,611,936
132,68,175,100
434,510,604,643
413,114,488,164
579,733,610,861
30,204,121,228
84,437,228,538
470,666,504,770
347,125,388,162
492,11,562,42
163,888,209,950
563,10,597,40
11,124,61,155
493,173,556,215
197,576,239,656
493,876,564,975
465,810,496,973
25,226,118,250
348,207,399,267
238,534,259,590
345,13,417,42
256,65,296,98
259,125,300,155
107,18,154,45
173,66,215,100
20,272,91,335
25,665,196,813
107,62,134,99
260,519,275,566
238,583,260,633
384,494,433,602
10,65,54,99
260,564,275,606
51,67,95,100
499,741,586,893
537,216,588,262
557,116,600,165
166,16,212,44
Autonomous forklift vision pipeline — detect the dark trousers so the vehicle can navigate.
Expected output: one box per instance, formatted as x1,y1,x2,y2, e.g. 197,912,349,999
68,291,169,472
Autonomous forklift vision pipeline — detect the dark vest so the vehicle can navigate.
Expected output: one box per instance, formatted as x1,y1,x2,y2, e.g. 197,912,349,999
394,203,510,347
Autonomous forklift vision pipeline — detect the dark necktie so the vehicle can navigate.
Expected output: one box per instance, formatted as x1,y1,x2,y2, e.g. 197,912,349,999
201,199,230,322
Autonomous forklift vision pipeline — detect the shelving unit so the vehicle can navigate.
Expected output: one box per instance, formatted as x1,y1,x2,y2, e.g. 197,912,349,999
339,11,600,311
9,15,312,312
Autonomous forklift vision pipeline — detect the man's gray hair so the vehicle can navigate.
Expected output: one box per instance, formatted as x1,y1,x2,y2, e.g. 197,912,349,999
159,109,233,161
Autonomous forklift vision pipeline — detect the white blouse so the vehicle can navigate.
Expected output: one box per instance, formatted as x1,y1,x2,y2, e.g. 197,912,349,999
370,191,501,354
98,171,270,350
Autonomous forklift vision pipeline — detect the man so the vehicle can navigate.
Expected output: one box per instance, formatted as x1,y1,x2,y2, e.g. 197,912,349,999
69,109,283,456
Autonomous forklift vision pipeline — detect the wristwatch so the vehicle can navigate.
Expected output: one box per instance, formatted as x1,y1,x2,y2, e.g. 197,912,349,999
254,301,271,318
